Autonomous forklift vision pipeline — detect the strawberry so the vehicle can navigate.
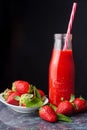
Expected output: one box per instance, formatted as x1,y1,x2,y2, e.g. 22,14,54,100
12,80,30,94
73,97,87,113
6,92,20,106
38,89,45,97
39,105,57,122
56,101,74,115
2,88,13,100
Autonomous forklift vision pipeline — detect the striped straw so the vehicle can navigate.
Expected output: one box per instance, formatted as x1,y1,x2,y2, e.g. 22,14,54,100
63,2,77,50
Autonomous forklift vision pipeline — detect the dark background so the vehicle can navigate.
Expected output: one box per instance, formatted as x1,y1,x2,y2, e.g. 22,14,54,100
1,0,87,98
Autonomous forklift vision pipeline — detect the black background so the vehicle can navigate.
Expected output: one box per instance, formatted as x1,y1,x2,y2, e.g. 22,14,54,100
1,0,87,98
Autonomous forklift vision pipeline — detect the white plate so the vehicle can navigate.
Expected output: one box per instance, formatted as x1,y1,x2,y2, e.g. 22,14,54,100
0,93,49,113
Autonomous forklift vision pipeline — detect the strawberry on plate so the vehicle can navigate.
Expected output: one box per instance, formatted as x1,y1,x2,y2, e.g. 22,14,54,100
73,97,87,113
38,89,45,97
2,88,13,100
6,92,21,106
12,80,30,94
39,105,57,122
56,100,74,116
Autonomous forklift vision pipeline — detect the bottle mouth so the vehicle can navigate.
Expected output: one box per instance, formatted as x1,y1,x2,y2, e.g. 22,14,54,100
54,34,72,41
54,34,72,50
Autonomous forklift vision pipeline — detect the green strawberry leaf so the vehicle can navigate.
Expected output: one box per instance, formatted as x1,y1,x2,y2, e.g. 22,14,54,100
29,84,34,94
69,94,75,102
27,94,33,99
14,96,20,101
49,103,57,111
25,97,43,107
57,113,72,122
33,86,41,99
29,84,41,99
79,96,85,100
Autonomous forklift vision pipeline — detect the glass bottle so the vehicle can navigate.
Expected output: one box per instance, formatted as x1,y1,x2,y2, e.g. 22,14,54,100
49,34,75,106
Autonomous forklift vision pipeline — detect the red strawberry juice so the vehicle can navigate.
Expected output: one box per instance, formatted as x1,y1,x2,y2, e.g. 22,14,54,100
49,34,75,106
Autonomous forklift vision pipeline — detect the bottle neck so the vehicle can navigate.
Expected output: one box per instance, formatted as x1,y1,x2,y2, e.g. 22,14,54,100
53,34,72,50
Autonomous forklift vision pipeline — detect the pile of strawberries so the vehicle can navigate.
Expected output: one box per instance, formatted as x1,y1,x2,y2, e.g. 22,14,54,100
2,80,45,107
39,95,87,123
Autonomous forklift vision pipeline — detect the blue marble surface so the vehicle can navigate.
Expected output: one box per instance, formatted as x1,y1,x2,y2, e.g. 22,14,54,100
0,102,87,130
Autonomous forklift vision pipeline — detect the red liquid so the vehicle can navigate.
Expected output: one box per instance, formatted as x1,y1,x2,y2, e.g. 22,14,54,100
49,49,75,106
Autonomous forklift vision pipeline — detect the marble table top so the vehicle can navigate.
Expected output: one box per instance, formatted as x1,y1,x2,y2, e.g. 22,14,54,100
0,102,87,130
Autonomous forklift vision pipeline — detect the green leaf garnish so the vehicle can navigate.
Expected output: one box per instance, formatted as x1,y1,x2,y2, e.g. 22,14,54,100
33,86,41,99
29,84,34,94
25,97,43,107
57,114,72,122
29,84,41,99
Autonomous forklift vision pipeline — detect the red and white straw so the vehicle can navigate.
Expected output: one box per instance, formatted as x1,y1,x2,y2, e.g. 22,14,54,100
63,2,77,50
